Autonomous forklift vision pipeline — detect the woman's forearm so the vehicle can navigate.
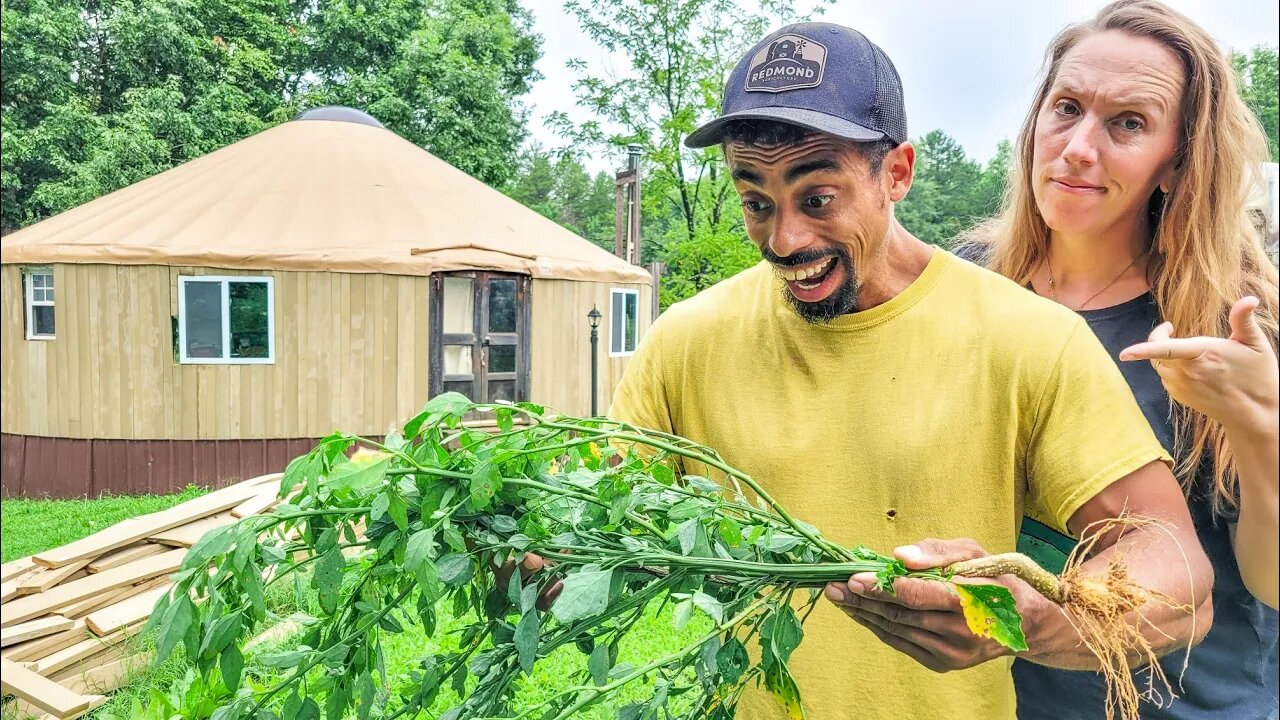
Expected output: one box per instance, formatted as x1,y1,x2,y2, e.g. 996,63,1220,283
1225,403,1280,609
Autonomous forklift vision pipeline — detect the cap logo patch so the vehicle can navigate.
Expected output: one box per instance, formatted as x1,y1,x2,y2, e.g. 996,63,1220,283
744,34,827,93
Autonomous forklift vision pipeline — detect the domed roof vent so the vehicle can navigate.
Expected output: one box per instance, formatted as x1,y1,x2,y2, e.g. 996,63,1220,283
294,105,385,128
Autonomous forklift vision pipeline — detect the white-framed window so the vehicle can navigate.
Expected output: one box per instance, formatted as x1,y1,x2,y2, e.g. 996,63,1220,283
609,288,639,356
177,276,275,364
23,267,55,340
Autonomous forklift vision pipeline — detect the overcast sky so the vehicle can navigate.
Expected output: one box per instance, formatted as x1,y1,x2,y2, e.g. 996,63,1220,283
518,0,1280,173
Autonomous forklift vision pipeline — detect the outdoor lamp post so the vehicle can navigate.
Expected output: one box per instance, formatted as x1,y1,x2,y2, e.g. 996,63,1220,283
588,306,602,416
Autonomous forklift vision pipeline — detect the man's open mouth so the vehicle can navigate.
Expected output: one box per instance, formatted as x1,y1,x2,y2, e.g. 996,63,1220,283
776,256,837,291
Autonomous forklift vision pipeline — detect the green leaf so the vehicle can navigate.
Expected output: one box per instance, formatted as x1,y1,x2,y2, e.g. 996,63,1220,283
764,662,805,719
370,493,390,523
220,643,244,693
438,553,474,587
314,548,346,615
260,649,307,668
717,638,749,684
953,583,1028,652
672,599,693,631
469,461,503,509
760,605,803,666
387,492,410,531
201,610,243,658
514,610,540,673
423,392,472,417
550,566,614,624
489,514,519,533
676,519,699,555
155,595,193,664
327,454,389,495
650,463,675,486
588,643,611,686
691,591,724,623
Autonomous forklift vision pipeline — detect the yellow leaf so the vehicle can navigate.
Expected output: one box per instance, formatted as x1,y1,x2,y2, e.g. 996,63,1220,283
953,583,1028,652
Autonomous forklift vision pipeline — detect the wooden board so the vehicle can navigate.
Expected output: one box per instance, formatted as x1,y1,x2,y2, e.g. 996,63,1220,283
50,651,151,693
2,549,186,627
15,558,93,595
84,584,172,637
149,512,237,547
31,473,280,569
0,617,73,648
35,695,109,720
1,621,87,662
0,657,95,717
87,543,166,573
32,623,142,676
0,557,35,582
231,487,279,518
58,574,167,620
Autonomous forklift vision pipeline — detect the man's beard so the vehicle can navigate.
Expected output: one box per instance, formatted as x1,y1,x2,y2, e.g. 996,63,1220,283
761,245,860,324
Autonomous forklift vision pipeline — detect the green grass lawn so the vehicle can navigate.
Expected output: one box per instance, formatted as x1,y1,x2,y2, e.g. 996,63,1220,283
1,486,207,562
1,491,707,719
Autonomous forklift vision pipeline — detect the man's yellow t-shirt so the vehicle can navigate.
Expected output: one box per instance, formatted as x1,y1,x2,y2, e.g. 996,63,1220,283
608,248,1169,720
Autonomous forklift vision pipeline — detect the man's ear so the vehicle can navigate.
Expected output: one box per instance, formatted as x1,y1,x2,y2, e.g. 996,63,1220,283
886,142,915,203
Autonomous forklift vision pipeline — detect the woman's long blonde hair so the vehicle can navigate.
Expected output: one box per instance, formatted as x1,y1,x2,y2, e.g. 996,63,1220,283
963,0,1279,516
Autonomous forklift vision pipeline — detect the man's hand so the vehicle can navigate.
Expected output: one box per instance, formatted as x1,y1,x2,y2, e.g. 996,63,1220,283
824,538,1052,672
494,553,564,612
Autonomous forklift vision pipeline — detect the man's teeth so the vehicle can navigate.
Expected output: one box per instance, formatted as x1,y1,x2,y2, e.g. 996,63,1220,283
778,258,834,282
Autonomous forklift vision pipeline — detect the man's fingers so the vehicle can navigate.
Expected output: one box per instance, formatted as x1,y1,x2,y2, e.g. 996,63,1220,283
895,538,986,569
495,558,517,591
535,579,564,612
1228,296,1266,349
846,574,962,611
843,609,949,673
1119,338,1210,362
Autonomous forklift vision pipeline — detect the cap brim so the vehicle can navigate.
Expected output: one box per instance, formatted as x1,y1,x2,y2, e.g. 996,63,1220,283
684,107,886,148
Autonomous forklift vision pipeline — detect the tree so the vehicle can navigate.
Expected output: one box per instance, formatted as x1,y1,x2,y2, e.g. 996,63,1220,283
895,130,988,248
1232,45,1279,162
503,145,617,251
555,0,823,308
1,0,541,232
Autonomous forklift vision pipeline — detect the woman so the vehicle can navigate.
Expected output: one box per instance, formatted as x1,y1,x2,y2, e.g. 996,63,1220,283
962,1,1279,717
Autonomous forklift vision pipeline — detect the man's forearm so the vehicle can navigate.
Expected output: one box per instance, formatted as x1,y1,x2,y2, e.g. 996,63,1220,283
1227,414,1280,609
1023,521,1214,670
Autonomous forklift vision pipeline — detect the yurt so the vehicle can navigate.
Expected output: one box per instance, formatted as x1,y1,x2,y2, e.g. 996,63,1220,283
0,107,655,497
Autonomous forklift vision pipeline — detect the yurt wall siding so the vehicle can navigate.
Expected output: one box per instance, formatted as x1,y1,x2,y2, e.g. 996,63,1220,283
1,263,433,440
529,279,654,417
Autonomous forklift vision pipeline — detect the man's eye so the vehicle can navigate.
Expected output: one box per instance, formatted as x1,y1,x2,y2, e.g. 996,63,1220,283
1054,99,1079,116
742,199,771,213
804,195,833,209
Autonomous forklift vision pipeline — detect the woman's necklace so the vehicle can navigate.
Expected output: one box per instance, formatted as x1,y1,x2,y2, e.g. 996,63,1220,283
1045,250,1148,312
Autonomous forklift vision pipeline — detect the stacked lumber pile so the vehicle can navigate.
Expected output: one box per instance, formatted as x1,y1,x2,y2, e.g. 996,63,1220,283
1,473,283,719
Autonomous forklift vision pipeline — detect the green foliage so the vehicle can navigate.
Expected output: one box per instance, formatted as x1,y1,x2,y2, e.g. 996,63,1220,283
1232,45,1279,162
896,131,1008,249
503,145,619,251
163,395,1024,719
0,0,541,232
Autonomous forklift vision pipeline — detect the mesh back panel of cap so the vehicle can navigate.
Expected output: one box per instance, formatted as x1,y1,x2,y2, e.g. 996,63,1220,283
870,46,908,145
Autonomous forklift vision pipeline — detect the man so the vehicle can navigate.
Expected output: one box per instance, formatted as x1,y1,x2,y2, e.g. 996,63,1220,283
607,22,1213,720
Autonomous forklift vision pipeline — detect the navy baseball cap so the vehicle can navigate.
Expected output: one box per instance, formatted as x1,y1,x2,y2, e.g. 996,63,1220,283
685,22,908,149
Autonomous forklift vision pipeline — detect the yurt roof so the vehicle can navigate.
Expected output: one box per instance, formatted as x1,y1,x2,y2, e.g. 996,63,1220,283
0,108,652,284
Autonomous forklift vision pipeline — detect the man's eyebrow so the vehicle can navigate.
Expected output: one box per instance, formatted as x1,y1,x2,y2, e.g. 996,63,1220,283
784,157,840,184
731,166,763,184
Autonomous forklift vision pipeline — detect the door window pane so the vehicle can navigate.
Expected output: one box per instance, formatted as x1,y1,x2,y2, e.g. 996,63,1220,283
443,381,474,399
32,305,54,336
489,279,516,333
488,380,515,403
443,277,474,334
489,345,516,373
184,282,224,358
444,345,473,375
229,281,270,358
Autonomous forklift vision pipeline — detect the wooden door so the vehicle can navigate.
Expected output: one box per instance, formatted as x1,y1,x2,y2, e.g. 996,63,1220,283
429,272,530,405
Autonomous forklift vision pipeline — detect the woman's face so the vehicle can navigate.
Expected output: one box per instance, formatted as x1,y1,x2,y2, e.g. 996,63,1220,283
1032,30,1185,239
